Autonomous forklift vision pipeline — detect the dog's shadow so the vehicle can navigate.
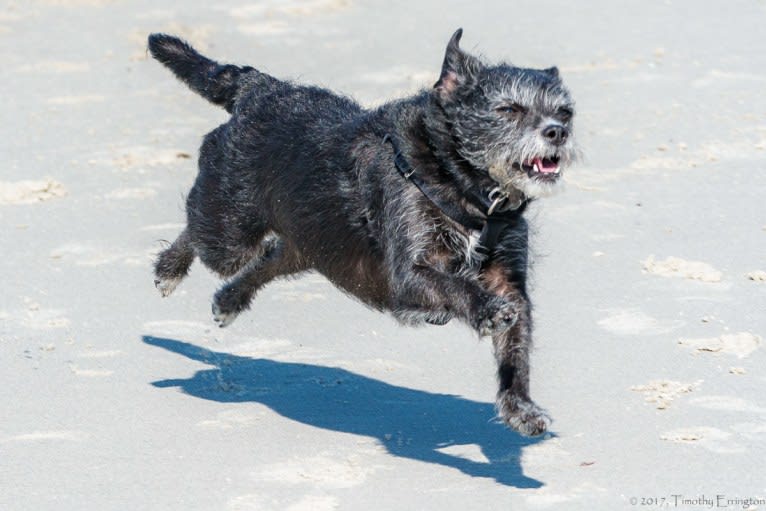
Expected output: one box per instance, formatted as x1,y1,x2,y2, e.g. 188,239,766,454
143,335,546,488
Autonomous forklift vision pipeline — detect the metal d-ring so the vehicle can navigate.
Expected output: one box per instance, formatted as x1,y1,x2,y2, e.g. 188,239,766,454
487,187,509,216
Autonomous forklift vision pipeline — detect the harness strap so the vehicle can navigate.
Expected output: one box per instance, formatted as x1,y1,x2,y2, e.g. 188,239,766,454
383,134,527,262
383,134,484,230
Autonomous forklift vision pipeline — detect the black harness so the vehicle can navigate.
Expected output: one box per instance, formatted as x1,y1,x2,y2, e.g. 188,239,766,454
383,134,528,263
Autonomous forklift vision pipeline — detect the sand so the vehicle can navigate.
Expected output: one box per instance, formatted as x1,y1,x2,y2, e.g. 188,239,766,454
630,380,702,410
678,332,762,359
642,255,723,283
0,179,67,204
1,1,765,510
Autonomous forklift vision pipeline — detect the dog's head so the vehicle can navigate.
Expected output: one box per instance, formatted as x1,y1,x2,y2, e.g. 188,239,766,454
432,29,578,198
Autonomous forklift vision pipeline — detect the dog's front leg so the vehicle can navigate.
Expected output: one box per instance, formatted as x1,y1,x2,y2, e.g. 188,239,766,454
481,262,550,436
492,302,551,436
390,263,519,334
383,212,520,329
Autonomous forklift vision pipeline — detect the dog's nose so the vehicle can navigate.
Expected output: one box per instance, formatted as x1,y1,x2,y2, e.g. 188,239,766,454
542,124,568,146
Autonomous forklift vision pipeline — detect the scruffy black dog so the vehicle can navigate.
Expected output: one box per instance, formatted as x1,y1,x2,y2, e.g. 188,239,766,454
148,29,577,436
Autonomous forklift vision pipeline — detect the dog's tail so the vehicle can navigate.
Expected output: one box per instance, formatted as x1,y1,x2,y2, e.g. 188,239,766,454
147,34,252,113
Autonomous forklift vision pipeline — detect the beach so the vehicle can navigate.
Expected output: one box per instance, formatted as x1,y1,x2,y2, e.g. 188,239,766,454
1,1,765,509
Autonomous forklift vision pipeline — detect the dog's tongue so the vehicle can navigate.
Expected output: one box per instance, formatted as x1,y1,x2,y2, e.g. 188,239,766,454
533,157,558,174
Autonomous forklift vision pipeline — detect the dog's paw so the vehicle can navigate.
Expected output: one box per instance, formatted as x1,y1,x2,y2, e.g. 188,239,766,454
497,394,551,437
212,284,253,328
212,302,239,328
155,277,181,298
476,296,520,336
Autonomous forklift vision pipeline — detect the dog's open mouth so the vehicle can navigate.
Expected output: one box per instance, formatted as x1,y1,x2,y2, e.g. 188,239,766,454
517,156,560,179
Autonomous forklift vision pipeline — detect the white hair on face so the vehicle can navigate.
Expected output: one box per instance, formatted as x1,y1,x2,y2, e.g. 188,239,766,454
511,173,565,198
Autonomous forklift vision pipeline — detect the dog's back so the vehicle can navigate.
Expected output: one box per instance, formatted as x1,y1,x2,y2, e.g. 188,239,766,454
149,34,391,306
148,34,362,128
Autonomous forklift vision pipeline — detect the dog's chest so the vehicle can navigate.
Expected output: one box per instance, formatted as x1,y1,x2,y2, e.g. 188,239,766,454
428,225,486,272
462,229,484,266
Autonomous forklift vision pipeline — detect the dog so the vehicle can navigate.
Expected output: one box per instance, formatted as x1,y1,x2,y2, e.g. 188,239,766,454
148,29,577,436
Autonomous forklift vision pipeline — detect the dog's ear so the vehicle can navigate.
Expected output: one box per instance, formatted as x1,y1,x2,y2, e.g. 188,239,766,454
434,28,481,97
542,66,559,78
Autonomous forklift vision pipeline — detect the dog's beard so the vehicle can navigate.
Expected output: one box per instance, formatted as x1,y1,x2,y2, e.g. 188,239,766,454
508,170,565,198
488,132,577,198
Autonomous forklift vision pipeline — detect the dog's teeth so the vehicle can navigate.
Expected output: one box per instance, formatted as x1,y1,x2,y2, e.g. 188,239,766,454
533,163,540,173
554,167,561,174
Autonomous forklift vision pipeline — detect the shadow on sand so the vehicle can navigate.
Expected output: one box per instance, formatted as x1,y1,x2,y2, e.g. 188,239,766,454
143,335,547,487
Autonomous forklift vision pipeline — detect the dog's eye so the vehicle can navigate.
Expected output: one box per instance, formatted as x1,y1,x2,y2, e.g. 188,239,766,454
496,103,526,115
557,107,573,122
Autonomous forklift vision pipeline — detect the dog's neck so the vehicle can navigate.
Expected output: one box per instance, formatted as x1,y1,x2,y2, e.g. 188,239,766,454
385,107,528,262
422,102,496,196
382,98,528,224
392,94,528,217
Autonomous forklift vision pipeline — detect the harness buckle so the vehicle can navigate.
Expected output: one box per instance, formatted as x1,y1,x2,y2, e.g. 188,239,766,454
487,187,509,216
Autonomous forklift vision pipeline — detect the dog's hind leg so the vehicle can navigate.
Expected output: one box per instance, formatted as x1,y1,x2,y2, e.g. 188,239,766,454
154,228,195,297
212,233,304,327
